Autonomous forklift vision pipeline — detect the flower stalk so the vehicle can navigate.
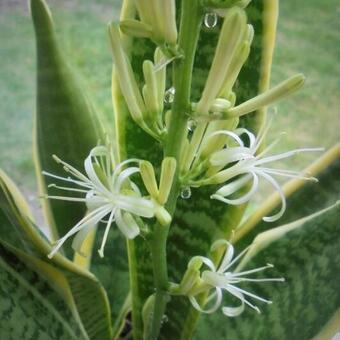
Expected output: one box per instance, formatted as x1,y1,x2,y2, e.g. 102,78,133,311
146,1,204,339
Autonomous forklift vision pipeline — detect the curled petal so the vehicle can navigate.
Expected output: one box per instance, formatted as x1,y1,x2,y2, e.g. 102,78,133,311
189,287,223,314
207,129,245,147
257,171,286,222
84,152,111,195
221,287,245,317
234,128,256,150
196,256,217,272
211,173,258,205
225,285,261,314
114,166,140,193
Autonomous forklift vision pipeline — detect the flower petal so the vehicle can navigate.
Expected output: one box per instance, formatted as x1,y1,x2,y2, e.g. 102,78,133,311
115,194,155,217
115,210,140,239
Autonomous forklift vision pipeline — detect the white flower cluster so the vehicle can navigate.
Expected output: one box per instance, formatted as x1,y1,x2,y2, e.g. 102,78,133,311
171,240,284,317
181,124,322,222
43,146,175,258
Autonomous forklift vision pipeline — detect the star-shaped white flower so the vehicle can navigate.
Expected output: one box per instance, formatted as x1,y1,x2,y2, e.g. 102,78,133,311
188,240,284,317
43,146,156,258
204,127,323,221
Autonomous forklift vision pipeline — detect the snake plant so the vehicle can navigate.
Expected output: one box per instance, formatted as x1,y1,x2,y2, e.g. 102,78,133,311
0,0,339,339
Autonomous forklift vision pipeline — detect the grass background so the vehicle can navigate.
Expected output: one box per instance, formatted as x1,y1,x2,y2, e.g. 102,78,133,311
0,0,339,207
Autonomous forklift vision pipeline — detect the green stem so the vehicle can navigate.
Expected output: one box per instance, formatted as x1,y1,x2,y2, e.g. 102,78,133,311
147,1,203,339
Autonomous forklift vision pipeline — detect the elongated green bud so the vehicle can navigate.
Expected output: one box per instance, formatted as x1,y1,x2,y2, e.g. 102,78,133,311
158,157,177,204
108,23,146,122
196,8,247,114
143,60,159,115
135,0,177,46
219,23,253,97
227,74,306,118
142,85,152,120
120,19,152,38
135,0,154,26
154,48,166,112
140,160,159,198
162,0,178,45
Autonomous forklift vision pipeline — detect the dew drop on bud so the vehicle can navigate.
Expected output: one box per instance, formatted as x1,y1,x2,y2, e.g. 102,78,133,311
204,13,218,28
164,87,175,104
180,186,191,199
187,119,197,133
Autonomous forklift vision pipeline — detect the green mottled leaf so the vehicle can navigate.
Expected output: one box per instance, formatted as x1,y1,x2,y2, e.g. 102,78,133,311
31,0,104,258
195,202,340,339
0,242,83,340
113,1,278,338
0,169,113,340
90,229,130,331
30,0,130,329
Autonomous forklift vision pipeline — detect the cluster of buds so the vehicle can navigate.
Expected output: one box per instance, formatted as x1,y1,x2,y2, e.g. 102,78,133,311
120,0,178,56
109,24,169,141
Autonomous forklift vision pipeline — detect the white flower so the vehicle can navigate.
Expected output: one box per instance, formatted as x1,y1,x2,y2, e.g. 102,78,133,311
188,240,284,317
203,127,323,221
43,146,156,258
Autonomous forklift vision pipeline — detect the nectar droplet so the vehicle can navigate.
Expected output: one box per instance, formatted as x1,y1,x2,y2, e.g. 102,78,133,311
180,186,192,199
204,13,218,28
164,87,175,104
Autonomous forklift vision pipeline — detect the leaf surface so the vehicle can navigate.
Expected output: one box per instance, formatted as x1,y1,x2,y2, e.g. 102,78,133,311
0,169,113,340
0,242,85,340
31,0,104,258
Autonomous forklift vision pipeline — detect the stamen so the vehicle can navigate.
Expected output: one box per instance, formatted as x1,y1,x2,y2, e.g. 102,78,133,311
48,184,88,193
254,148,324,165
42,171,92,189
98,209,116,258
52,155,91,184
44,195,88,202
228,284,272,304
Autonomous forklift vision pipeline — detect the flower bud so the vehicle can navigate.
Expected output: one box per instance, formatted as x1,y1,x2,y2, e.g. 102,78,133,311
108,23,146,123
227,74,306,118
158,157,177,204
140,160,159,198
120,19,152,38
196,8,247,114
143,60,160,116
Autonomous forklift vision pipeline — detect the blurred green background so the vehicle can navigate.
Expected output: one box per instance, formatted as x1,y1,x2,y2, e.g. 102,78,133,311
0,0,339,204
